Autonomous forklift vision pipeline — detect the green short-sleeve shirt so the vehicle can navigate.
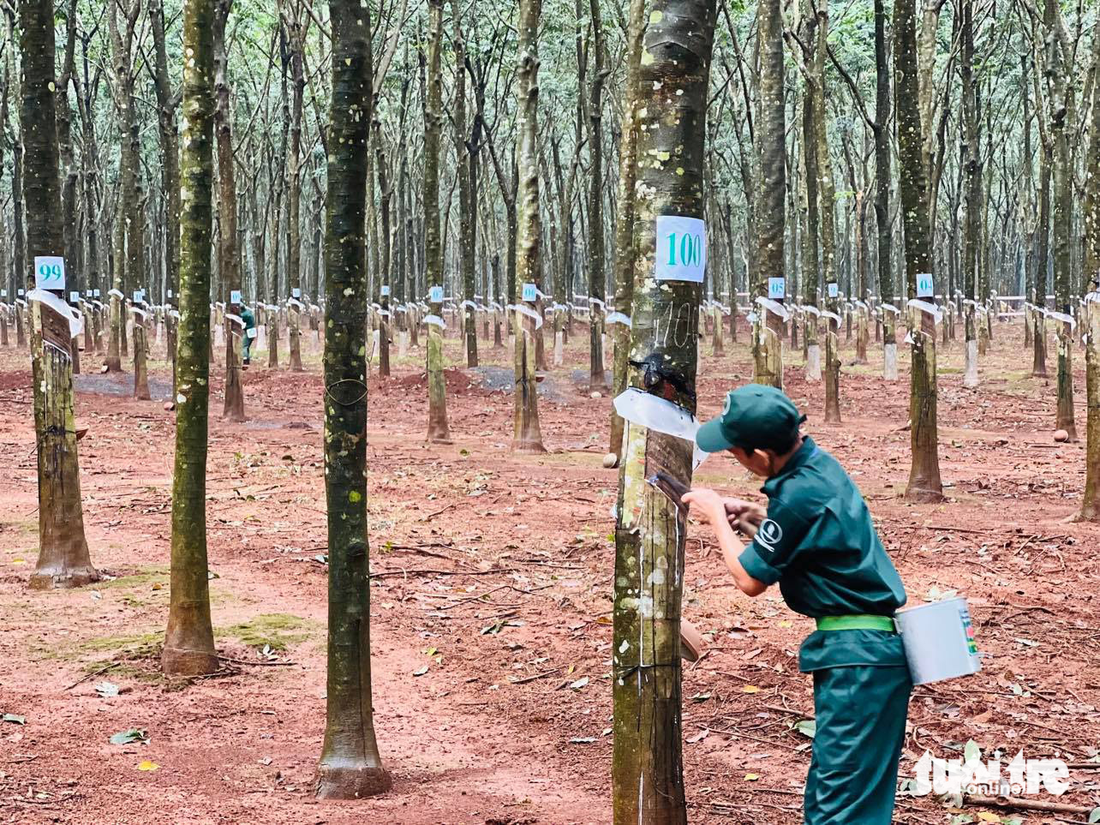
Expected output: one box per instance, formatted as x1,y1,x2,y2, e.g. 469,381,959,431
737,437,908,671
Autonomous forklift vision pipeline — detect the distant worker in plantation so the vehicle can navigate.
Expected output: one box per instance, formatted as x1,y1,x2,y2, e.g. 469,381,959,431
683,385,911,825
239,302,257,367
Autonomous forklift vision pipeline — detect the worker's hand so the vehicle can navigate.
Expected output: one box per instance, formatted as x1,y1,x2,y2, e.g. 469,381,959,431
724,498,766,537
682,488,727,528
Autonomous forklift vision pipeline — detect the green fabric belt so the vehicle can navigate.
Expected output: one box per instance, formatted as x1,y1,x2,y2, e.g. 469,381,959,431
816,614,897,633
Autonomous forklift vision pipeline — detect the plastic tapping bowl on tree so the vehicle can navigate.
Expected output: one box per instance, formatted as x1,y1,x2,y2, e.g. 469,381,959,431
894,596,981,685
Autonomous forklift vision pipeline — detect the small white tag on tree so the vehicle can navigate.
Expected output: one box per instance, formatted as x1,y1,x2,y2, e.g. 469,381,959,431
231,289,242,304
655,215,706,282
429,285,444,303
768,277,786,300
827,282,838,298
522,282,538,302
916,272,934,298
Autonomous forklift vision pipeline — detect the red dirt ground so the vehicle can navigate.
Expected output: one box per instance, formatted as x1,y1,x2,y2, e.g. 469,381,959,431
1,317,1099,825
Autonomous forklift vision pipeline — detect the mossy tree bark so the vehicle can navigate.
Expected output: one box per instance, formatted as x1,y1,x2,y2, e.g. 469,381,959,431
22,0,98,590
798,21,821,383
425,0,450,442
607,0,645,463
512,0,546,453
751,0,785,389
163,0,219,677
215,0,245,422
896,0,942,502
612,1,715,821
316,0,390,797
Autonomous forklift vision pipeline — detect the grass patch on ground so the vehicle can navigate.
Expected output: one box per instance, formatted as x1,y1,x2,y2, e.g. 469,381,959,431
216,613,315,651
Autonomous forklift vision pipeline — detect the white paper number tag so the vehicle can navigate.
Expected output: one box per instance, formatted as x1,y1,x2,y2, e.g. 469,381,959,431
231,289,242,304
429,285,444,303
827,282,838,299
522,283,538,302
655,216,706,283
768,277,786,300
917,272,934,298
35,256,66,291
381,285,391,297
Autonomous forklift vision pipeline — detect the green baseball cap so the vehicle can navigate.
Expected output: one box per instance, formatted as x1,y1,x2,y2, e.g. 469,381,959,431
696,385,806,453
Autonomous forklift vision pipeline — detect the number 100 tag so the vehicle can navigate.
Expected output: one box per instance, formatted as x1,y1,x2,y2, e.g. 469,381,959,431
655,216,706,283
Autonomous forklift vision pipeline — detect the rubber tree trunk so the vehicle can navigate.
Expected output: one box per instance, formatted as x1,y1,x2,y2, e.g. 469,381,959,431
872,0,895,380
612,1,715,822
163,0,219,677
961,0,980,391
454,0,478,369
214,0,245,422
316,0,391,796
424,0,450,442
751,0,785,387
287,12,305,373
1080,22,1100,520
1047,0,1076,439
896,0,942,502
511,0,545,453
1033,147,1051,377
133,311,150,400
607,0,645,463
586,0,608,392
21,0,98,590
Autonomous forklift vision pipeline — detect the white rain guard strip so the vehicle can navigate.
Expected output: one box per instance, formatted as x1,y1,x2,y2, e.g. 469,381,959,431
424,314,445,328
512,304,544,329
907,299,943,323
613,388,708,469
109,288,124,299
755,296,790,322
605,312,632,328
28,288,84,337
1047,310,1076,328
225,313,244,327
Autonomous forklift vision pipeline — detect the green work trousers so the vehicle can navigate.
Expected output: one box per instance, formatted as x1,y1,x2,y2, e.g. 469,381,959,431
804,664,912,824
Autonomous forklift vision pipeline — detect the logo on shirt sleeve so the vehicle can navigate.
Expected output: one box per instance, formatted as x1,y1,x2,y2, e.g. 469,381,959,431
756,519,783,550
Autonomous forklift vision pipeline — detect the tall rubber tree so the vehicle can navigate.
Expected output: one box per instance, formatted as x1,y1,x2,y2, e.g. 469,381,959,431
895,0,942,501
105,0,142,372
425,0,451,442
512,0,545,453
752,0,785,388
454,0,477,367
960,0,980,389
316,0,390,797
22,0,98,589
586,0,608,393
163,0,219,677
214,0,245,422
1080,16,1100,520
284,0,305,372
1044,0,1076,439
873,0,895,379
612,0,715,821
606,0,646,463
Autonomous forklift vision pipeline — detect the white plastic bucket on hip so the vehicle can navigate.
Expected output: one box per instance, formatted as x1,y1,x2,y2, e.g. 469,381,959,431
894,596,980,685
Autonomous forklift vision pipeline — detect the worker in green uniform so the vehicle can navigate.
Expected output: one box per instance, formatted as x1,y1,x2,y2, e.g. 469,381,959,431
683,384,911,825
240,303,257,367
